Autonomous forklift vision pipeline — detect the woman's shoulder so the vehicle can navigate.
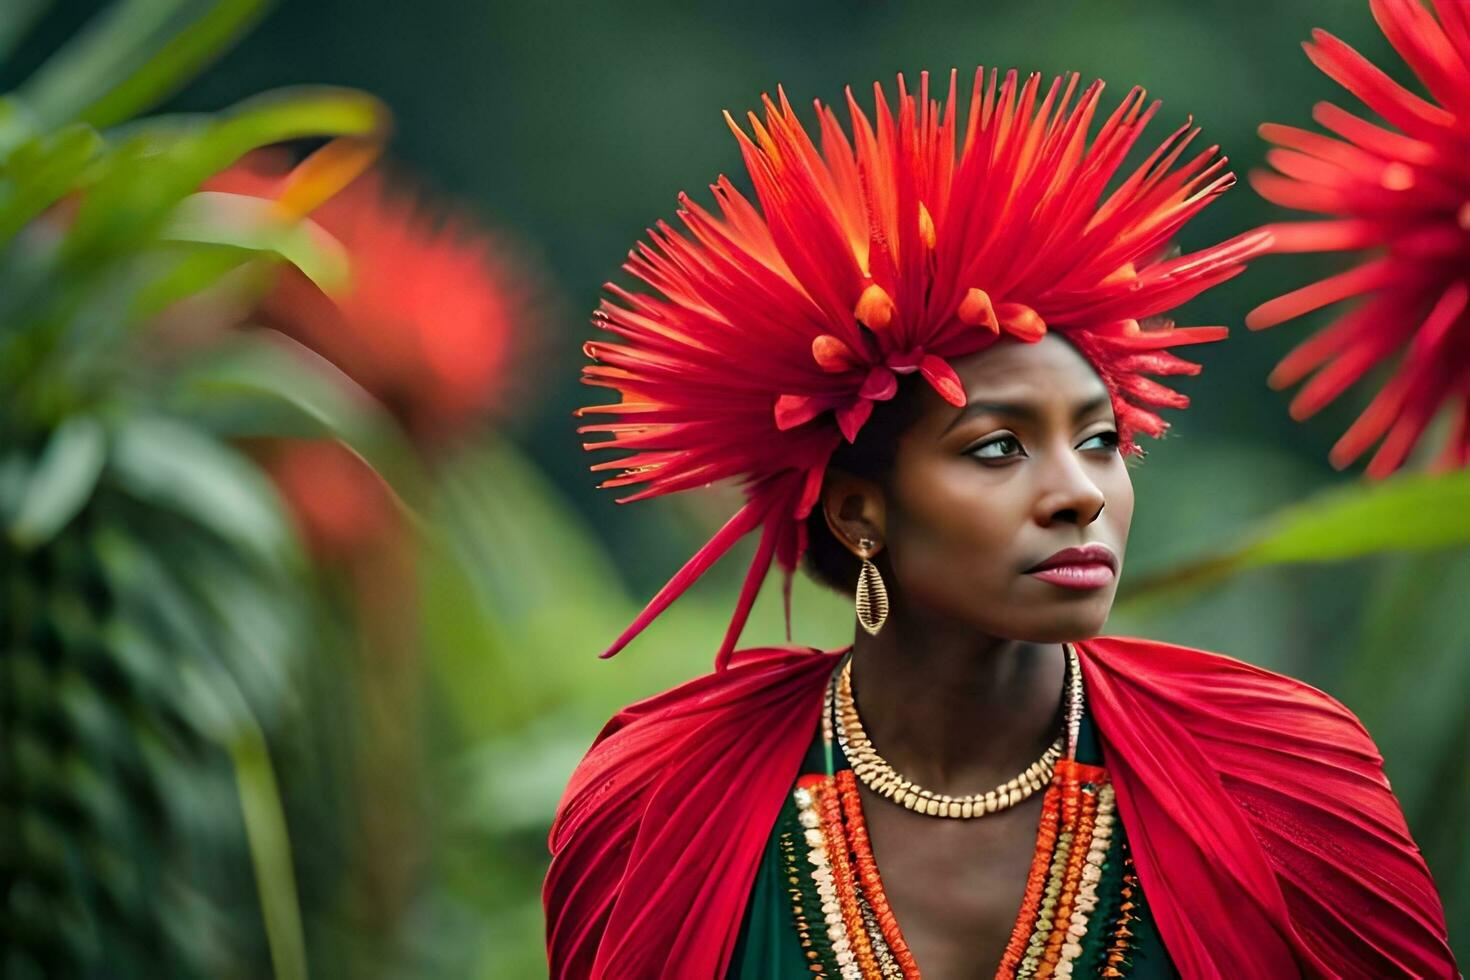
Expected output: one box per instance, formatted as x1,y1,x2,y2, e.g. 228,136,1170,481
549,645,838,845
1082,633,1374,747
1080,634,1399,817
545,646,841,975
1082,635,1456,976
1080,635,1430,923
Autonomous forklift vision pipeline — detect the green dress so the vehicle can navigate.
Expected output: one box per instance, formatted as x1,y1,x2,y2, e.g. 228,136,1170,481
729,693,1178,978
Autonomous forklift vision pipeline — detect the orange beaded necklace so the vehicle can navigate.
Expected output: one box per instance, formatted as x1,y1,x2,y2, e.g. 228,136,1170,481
786,649,1132,979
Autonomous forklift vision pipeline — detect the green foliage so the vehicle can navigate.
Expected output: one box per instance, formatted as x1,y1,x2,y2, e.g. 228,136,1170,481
7,417,106,548
1119,467,1470,606
168,333,426,509
3,444,308,977
27,0,270,131
0,2,387,976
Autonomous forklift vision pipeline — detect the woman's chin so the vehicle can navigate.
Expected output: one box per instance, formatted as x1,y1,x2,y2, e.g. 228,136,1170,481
1002,605,1115,644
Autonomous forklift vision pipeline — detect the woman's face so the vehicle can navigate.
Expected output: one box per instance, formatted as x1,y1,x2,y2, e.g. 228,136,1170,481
827,333,1135,642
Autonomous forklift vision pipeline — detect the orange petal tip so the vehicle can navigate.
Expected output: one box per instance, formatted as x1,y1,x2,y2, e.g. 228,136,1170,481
855,282,896,330
812,334,860,372
996,302,1046,341
1380,162,1415,191
958,287,999,332
918,203,937,249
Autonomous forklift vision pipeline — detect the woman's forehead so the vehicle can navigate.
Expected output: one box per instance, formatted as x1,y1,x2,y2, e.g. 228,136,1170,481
949,334,1110,404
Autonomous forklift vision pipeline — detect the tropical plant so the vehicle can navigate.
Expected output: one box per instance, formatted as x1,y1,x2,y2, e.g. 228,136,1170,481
0,1,387,976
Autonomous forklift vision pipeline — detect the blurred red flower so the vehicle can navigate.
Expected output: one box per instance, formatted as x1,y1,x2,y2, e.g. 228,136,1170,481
261,438,398,562
210,156,539,444
208,155,542,557
1249,0,1470,475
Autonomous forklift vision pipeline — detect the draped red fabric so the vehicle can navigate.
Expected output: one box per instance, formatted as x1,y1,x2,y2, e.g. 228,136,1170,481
1078,636,1456,979
544,637,1457,979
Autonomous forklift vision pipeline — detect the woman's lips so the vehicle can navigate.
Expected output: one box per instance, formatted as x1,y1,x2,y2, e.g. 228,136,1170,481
1023,543,1119,590
1027,562,1116,590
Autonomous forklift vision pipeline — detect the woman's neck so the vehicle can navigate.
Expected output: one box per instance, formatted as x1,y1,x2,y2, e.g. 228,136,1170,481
847,606,1068,793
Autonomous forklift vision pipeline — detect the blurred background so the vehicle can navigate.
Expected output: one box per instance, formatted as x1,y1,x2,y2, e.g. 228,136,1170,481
2,0,1466,976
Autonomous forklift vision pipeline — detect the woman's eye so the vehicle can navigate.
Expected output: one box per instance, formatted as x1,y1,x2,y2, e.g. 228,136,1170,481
1079,430,1120,452
968,434,1025,460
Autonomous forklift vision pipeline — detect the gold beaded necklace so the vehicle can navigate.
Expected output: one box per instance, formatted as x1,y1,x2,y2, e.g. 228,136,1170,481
834,645,1084,819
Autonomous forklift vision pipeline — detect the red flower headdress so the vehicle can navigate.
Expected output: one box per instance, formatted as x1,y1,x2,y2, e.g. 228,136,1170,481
580,69,1267,668
1248,0,1470,476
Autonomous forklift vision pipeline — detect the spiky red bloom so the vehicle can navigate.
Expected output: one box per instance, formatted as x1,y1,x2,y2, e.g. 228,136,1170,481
207,159,540,562
210,160,534,443
1248,0,1470,476
581,69,1266,667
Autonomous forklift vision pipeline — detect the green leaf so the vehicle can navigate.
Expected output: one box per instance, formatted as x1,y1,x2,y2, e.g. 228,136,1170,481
162,525,299,719
59,87,387,266
120,187,349,322
0,451,30,521
0,97,35,161
0,123,104,243
79,0,271,131
1320,553,1470,824
170,334,427,509
0,0,50,65
129,241,274,317
229,713,307,980
107,414,294,568
1244,469,1470,563
57,127,232,270
9,415,106,548
208,85,390,165
422,438,632,734
1119,468,1470,603
160,191,349,290
14,0,181,133
15,0,267,134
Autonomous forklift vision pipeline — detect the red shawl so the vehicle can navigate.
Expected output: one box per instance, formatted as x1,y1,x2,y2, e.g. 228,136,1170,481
544,636,1457,978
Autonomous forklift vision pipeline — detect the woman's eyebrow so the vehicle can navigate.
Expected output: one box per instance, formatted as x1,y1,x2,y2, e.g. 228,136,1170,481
942,392,1111,434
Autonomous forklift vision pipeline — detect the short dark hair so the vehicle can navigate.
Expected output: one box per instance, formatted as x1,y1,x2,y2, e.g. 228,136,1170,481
802,377,928,594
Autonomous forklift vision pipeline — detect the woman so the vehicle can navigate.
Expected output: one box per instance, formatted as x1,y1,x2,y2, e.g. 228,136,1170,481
545,69,1457,979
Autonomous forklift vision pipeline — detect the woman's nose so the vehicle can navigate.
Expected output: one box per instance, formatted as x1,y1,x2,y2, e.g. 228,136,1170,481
1032,454,1107,527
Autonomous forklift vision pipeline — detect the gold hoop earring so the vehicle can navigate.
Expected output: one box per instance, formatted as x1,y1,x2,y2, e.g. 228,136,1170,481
855,537,889,636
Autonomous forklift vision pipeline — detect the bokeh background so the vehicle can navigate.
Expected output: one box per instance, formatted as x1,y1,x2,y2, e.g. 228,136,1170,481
3,1,1467,976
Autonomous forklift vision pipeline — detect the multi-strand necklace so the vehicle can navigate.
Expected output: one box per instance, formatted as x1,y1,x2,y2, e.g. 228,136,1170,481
778,645,1146,979
833,649,1079,819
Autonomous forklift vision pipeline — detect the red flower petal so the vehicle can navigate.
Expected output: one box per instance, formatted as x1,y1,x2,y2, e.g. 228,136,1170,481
919,354,967,406
836,397,874,443
886,347,925,374
774,393,826,430
858,366,898,401
206,160,531,442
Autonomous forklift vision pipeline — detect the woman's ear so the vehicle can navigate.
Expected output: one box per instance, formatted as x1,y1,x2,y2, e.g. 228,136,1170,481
821,468,887,557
